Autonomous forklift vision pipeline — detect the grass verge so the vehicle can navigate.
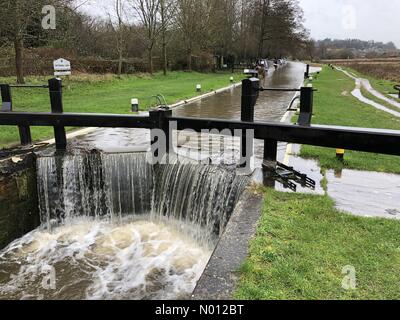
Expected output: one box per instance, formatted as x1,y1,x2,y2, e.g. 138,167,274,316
235,189,400,300
297,66,400,174
0,71,241,148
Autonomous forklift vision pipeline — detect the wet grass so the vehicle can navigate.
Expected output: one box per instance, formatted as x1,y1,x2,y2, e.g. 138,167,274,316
235,189,400,300
298,66,400,174
0,71,242,148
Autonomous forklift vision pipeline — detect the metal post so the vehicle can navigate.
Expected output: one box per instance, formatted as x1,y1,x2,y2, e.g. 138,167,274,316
1,84,12,111
48,78,67,150
298,86,314,126
1,84,32,145
262,139,277,186
18,126,32,146
240,78,259,168
263,139,278,168
150,107,173,163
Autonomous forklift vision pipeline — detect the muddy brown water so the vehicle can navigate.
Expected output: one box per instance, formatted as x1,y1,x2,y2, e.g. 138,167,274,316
70,62,305,167
173,62,304,121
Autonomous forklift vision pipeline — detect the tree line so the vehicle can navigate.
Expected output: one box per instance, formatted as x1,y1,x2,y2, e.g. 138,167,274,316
305,38,399,61
0,0,309,83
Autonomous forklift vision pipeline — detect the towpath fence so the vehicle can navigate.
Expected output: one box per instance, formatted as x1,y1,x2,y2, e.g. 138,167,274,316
1,77,400,170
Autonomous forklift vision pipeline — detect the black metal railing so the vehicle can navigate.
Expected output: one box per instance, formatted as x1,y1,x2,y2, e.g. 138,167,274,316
1,77,400,170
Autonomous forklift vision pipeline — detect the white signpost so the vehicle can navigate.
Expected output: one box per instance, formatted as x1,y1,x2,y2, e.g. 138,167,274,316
53,58,71,76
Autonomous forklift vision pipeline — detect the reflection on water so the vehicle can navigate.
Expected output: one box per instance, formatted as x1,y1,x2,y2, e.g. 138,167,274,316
326,169,400,219
0,217,211,300
173,62,304,122
71,62,305,156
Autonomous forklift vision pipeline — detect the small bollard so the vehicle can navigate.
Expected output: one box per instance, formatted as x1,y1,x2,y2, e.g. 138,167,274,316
336,149,345,161
196,84,202,92
230,76,234,83
131,98,139,112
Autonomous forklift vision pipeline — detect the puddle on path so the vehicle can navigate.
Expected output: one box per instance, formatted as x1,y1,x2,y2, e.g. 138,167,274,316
326,169,400,220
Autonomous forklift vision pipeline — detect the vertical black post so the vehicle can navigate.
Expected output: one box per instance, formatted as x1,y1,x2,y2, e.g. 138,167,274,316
1,84,32,145
240,77,259,169
49,78,67,150
298,86,314,126
263,139,278,167
304,64,310,79
1,84,12,111
262,141,277,187
150,107,173,163
18,126,32,146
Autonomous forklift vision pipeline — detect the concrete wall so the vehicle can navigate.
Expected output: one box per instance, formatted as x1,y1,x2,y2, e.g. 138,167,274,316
0,154,40,250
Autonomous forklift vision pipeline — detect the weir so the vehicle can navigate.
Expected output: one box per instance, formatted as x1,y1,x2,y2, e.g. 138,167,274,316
0,151,251,300
36,151,250,243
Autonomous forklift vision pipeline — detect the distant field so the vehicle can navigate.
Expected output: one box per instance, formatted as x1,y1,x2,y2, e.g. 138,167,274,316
322,58,400,64
344,63,400,82
322,58,400,82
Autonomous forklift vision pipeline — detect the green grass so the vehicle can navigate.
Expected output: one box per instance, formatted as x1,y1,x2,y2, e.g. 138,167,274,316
297,66,400,174
235,189,400,300
0,71,241,148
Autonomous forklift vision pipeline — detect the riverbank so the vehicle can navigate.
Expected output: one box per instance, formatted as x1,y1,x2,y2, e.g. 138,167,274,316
0,71,242,148
235,65,400,300
235,189,400,300
298,66,400,174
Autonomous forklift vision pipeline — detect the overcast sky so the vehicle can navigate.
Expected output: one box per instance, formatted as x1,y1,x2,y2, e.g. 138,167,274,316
81,0,400,48
299,0,400,47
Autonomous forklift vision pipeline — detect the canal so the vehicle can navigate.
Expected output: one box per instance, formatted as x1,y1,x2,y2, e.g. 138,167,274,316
0,62,308,300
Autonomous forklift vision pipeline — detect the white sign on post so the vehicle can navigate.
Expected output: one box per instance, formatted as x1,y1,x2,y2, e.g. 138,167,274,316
53,58,71,76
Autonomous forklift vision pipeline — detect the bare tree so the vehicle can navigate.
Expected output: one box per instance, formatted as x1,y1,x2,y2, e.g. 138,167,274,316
175,0,201,71
131,0,161,74
109,0,127,76
257,0,271,57
159,0,175,75
0,0,45,83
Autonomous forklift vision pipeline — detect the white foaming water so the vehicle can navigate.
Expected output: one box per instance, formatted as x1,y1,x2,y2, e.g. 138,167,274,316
0,216,212,300
1,152,248,300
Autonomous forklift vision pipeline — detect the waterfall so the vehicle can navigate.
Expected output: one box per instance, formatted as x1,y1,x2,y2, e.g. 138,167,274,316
152,161,249,237
36,152,249,241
